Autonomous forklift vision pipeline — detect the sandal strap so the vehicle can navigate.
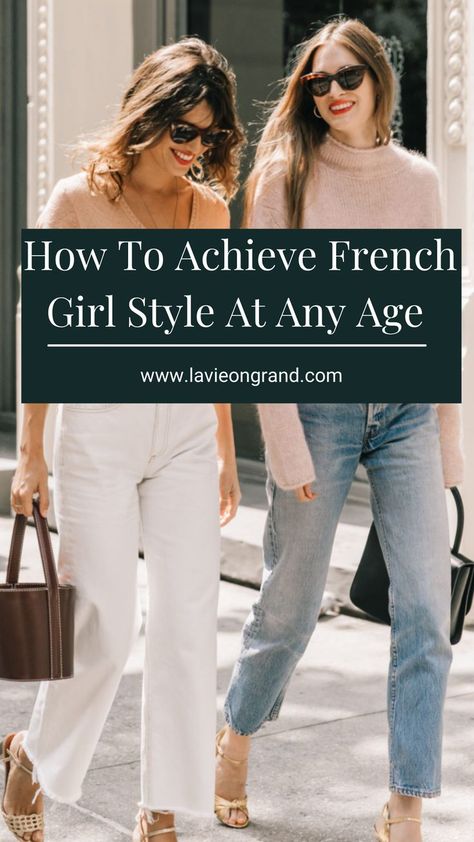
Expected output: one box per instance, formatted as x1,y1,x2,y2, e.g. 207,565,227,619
215,794,248,812
6,747,34,780
2,735,43,826
6,747,42,805
2,809,44,833
215,728,248,766
386,816,422,826
382,803,421,830
137,813,176,840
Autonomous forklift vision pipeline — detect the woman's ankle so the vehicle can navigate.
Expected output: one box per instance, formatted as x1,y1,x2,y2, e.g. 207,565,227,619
141,809,174,822
388,793,422,817
220,726,251,757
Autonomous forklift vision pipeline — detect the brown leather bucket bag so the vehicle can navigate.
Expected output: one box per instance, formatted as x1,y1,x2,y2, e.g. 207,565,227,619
0,499,75,681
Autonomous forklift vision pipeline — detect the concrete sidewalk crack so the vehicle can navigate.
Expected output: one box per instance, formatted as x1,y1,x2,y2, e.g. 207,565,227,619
89,759,138,772
70,802,131,836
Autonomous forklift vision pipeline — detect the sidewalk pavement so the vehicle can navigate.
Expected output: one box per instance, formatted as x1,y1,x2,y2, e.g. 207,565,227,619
0,498,473,841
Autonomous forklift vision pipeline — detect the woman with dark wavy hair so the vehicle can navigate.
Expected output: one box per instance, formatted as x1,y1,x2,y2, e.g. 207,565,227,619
215,18,463,842
3,37,244,842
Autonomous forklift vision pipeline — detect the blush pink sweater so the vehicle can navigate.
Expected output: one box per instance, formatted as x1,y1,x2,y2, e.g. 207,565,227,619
251,133,463,489
37,172,230,229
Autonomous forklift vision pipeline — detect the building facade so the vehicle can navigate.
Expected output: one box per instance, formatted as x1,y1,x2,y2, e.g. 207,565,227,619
1,0,473,553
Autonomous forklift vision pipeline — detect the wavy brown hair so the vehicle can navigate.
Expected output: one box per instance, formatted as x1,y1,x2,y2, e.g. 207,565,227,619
244,18,396,228
80,37,245,201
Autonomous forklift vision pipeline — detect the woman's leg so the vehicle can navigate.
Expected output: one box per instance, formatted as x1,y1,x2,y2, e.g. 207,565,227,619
224,404,364,735
218,404,365,824
20,405,149,802
363,403,452,839
138,404,220,819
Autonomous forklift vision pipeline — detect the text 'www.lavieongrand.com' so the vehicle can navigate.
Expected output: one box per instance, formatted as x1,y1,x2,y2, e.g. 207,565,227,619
140,367,343,387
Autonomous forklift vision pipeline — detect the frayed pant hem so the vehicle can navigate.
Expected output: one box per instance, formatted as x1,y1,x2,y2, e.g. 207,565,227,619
390,785,440,799
22,738,82,805
223,710,259,737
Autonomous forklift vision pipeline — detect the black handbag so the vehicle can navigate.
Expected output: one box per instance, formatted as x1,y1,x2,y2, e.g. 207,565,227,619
350,487,474,645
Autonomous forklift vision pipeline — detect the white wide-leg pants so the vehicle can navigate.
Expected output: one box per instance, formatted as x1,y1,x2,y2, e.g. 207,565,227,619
24,403,221,816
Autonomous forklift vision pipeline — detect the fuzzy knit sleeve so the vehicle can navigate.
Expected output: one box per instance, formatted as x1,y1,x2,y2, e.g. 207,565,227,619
36,179,80,229
429,169,464,487
436,404,464,487
257,404,316,490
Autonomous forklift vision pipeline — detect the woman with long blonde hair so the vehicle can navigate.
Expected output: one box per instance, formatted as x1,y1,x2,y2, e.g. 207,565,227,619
3,37,244,842
215,18,463,842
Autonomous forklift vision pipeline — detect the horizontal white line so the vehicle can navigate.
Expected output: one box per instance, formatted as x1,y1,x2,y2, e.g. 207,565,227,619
47,343,428,349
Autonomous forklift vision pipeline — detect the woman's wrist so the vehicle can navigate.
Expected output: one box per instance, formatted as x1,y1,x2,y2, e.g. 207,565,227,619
214,404,236,461
19,441,45,460
217,443,237,462
19,404,49,459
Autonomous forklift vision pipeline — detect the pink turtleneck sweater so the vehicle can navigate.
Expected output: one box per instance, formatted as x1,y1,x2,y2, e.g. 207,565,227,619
251,133,463,490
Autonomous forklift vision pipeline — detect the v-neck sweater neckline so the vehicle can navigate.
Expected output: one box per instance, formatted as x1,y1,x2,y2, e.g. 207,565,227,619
120,181,198,229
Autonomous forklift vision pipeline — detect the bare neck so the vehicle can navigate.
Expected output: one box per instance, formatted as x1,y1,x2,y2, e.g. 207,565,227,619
129,149,177,195
329,125,378,150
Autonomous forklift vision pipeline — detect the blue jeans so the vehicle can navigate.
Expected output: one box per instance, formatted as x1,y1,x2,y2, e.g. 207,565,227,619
224,404,452,797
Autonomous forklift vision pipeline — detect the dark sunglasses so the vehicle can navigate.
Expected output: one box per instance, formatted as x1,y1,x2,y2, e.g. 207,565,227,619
300,64,368,97
169,121,232,148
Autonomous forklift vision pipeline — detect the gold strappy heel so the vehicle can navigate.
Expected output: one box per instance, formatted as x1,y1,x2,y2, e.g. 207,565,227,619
214,727,250,829
1,733,44,841
374,803,422,842
133,812,176,841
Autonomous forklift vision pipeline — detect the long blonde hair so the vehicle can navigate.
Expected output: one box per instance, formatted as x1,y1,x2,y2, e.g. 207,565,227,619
244,18,396,228
79,37,245,201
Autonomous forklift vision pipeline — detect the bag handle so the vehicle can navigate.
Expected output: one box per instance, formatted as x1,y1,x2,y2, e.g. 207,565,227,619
450,486,464,555
6,499,60,590
6,499,63,679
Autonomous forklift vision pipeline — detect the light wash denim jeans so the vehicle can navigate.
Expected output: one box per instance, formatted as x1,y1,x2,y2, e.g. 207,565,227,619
24,403,220,816
224,403,452,797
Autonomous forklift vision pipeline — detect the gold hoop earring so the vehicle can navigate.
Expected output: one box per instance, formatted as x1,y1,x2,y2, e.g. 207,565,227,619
313,105,323,120
191,157,205,181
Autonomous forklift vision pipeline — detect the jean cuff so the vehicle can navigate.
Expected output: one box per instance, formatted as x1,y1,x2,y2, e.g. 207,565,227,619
223,706,257,737
390,785,440,799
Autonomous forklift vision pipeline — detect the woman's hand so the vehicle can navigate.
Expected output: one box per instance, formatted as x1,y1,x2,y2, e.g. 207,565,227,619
293,483,317,502
11,450,49,517
218,454,241,526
